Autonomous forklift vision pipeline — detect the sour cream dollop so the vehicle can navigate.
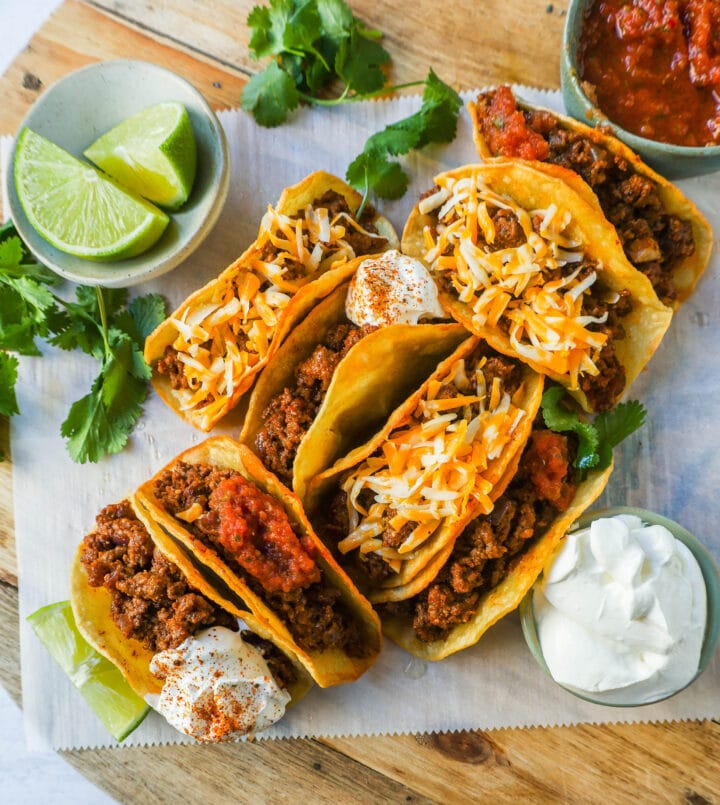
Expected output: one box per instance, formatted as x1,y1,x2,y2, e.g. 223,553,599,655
147,626,291,741
345,249,444,327
533,514,707,704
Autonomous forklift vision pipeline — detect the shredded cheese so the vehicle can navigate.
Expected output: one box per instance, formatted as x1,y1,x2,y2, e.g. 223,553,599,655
419,173,610,389
338,354,526,575
163,198,385,429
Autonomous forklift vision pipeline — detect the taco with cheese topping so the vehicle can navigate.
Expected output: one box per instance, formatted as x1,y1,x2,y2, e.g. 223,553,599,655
71,497,312,742
468,86,713,309
307,336,544,603
401,161,673,413
145,171,398,431
376,410,612,660
133,437,382,688
239,252,468,502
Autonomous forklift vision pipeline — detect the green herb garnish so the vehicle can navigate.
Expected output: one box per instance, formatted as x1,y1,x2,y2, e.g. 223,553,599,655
0,222,166,464
540,385,647,474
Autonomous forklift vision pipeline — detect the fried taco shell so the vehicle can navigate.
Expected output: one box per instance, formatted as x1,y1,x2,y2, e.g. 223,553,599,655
307,337,545,603
401,162,673,413
70,499,312,710
145,171,399,431
239,271,468,502
133,437,382,687
468,87,713,309
379,423,613,660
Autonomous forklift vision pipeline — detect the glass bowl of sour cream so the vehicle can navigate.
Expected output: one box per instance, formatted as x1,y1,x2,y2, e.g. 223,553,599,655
520,506,720,707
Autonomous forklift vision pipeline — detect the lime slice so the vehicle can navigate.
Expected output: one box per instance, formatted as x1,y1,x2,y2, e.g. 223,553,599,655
14,128,169,261
84,102,197,210
27,601,150,742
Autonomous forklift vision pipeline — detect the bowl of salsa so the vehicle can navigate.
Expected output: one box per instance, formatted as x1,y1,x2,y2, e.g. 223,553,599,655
561,0,720,178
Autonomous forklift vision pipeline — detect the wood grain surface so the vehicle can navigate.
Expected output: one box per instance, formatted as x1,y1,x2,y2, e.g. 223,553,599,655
1,2,718,802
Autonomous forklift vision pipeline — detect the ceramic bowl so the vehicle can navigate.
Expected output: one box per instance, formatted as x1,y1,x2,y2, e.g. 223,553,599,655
560,0,720,179
520,506,720,707
5,59,229,288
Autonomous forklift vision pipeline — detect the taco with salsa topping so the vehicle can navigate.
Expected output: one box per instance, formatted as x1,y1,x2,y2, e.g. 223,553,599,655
145,171,398,431
307,336,544,603
70,498,312,742
401,161,673,413
468,86,713,308
376,410,612,660
239,252,468,501
133,437,382,688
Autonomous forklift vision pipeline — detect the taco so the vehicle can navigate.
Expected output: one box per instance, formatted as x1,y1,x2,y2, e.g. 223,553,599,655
145,171,399,431
376,412,613,660
401,161,673,413
71,498,312,742
308,337,544,603
468,86,713,309
133,437,382,687
239,251,468,501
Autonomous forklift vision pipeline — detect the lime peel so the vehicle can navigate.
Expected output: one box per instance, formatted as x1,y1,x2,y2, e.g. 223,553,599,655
27,600,150,742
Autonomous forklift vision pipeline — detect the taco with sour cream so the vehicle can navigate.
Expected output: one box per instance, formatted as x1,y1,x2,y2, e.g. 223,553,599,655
145,171,398,431
401,161,673,413
376,409,612,660
307,336,544,603
468,86,713,309
239,250,468,501
133,437,382,688
70,498,312,742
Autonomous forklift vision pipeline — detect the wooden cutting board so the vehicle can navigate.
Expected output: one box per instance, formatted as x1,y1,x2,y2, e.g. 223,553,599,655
1,2,718,802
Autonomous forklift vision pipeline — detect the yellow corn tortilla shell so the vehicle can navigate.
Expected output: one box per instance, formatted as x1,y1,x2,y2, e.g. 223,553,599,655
145,170,399,431
401,162,673,412
133,437,382,688
468,95,713,308
70,500,312,706
239,273,469,502
381,461,613,660
306,336,545,600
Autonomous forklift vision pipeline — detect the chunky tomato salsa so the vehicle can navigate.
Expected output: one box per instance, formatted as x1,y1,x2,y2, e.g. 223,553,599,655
578,0,720,146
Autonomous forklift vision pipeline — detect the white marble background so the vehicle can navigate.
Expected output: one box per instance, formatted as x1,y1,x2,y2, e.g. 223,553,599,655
1,2,114,802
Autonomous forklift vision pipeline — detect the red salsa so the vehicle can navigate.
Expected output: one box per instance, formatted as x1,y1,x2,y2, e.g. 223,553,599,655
578,0,720,146
209,476,320,594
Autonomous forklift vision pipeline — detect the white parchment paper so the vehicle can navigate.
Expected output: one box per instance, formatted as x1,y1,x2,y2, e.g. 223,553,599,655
6,89,720,751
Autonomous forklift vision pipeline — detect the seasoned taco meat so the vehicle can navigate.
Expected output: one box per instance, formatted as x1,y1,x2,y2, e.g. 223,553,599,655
473,86,695,306
384,428,579,643
153,462,370,657
80,500,237,653
256,322,378,483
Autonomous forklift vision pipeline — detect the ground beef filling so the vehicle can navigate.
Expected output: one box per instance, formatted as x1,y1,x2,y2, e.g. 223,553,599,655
152,462,369,657
79,500,238,653
474,86,695,307
382,429,579,643
315,346,524,587
240,631,298,690
434,201,630,412
256,322,378,484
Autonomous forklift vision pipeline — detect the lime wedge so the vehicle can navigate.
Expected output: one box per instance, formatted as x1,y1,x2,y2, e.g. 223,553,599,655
28,601,150,742
14,128,169,261
84,102,197,210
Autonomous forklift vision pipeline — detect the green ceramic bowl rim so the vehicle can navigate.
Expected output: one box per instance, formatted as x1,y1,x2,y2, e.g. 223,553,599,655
520,505,720,707
561,0,720,157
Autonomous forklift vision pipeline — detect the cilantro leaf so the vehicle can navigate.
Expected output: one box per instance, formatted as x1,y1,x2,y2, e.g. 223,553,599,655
345,70,462,204
335,26,390,95
0,352,19,417
128,293,167,341
541,385,600,470
242,61,301,127
594,400,647,470
316,0,354,40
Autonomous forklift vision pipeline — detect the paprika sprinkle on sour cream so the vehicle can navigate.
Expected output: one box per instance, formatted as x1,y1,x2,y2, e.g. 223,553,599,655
578,0,720,147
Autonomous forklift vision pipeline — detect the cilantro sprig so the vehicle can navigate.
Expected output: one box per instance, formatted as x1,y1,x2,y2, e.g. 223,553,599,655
346,69,462,209
0,222,166,464
541,385,647,475
242,0,419,126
